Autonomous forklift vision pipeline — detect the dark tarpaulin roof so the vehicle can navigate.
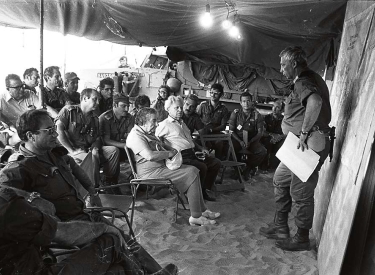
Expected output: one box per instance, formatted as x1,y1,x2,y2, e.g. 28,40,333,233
0,0,346,74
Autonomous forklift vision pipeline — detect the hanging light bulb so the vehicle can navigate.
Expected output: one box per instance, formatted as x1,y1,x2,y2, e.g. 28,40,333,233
222,18,232,30
200,4,213,28
229,25,239,37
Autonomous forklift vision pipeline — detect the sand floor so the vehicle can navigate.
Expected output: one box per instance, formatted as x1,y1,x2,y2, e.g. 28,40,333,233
117,169,319,275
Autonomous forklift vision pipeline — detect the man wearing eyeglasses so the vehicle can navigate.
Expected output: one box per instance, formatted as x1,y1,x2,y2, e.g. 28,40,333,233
196,83,229,160
0,74,40,147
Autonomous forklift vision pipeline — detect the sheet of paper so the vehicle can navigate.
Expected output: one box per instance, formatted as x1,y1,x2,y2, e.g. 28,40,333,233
276,132,320,182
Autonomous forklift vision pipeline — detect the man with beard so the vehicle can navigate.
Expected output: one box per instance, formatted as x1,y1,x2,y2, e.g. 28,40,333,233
259,46,332,251
151,85,170,122
63,72,81,105
196,83,229,160
156,96,220,201
55,89,120,191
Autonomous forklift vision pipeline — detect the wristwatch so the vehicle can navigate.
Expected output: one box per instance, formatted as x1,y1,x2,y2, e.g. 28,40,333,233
27,192,41,203
300,130,309,135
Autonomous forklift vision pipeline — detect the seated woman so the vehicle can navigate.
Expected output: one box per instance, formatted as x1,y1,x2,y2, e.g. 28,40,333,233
126,107,220,226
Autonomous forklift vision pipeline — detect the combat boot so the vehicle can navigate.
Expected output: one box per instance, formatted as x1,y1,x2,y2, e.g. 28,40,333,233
259,211,290,240
275,227,310,251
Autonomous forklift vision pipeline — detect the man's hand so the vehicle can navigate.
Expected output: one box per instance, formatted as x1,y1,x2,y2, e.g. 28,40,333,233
201,148,210,156
89,194,103,207
297,134,309,151
106,225,127,250
240,141,246,148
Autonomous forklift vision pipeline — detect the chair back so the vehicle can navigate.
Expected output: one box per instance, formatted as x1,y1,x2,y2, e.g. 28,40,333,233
124,146,138,179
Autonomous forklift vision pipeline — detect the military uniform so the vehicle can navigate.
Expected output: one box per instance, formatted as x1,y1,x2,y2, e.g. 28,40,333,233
42,86,70,112
229,108,267,171
275,69,331,230
56,105,120,184
196,100,229,159
99,109,134,161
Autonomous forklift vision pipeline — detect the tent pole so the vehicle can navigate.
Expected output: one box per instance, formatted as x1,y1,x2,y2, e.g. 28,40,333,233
39,0,45,108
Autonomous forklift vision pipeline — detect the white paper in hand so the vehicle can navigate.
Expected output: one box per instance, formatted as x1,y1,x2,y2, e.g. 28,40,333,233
276,132,320,182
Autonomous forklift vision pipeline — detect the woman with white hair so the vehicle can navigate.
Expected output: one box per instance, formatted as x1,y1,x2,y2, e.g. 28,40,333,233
126,107,220,226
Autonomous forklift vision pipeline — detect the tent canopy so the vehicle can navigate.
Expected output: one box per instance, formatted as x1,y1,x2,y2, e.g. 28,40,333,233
0,0,346,73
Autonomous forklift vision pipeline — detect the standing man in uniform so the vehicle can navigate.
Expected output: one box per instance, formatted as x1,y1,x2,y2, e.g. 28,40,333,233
228,91,267,180
55,88,120,192
259,46,332,251
196,83,229,160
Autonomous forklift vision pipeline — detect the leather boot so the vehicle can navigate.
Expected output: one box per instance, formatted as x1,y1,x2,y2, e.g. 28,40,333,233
259,211,290,239
275,227,310,251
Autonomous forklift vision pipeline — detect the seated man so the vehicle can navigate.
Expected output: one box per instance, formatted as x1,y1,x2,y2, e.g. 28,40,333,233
99,93,134,161
55,89,121,192
156,96,221,202
260,100,286,171
95,77,114,116
130,94,151,117
0,109,170,275
41,66,71,117
151,85,170,122
63,72,81,105
196,83,229,160
229,91,267,180
23,67,41,95
0,74,41,147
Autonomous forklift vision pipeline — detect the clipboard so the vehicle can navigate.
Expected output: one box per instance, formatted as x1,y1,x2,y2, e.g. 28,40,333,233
276,132,320,182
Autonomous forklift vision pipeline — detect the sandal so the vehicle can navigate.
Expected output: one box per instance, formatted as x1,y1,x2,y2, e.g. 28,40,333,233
189,216,216,226
202,209,221,219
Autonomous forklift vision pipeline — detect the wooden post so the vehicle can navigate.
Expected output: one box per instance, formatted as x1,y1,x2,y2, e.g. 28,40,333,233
39,0,45,108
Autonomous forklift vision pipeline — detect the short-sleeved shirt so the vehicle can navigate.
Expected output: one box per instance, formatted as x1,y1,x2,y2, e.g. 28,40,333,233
0,144,91,221
264,114,284,135
99,109,134,142
182,113,205,134
0,91,40,127
155,116,195,151
151,99,168,122
282,69,332,135
197,100,229,132
56,105,100,150
42,86,70,112
229,108,264,140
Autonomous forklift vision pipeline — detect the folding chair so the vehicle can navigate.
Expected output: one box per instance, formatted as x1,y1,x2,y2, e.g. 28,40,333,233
201,133,246,193
124,145,187,226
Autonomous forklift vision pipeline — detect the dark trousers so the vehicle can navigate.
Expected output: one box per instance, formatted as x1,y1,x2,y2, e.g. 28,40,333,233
259,137,284,170
181,149,221,190
273,137,330,230
232,139,267,170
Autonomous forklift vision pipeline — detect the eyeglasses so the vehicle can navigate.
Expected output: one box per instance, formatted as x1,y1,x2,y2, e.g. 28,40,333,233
37,125,57,135
7,83,26,90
